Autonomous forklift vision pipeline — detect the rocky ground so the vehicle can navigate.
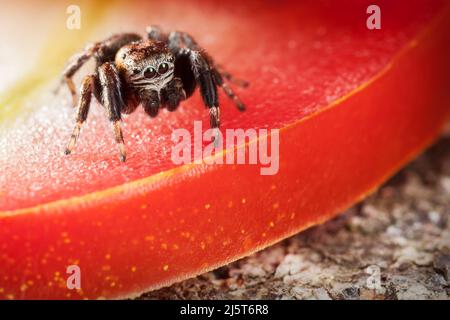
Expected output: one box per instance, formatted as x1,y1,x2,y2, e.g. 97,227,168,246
140,132,450,300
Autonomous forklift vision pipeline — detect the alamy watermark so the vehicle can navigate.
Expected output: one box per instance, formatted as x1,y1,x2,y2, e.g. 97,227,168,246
66,265,81,290
171,121,279,176
66,5,81,30
366,4,381,30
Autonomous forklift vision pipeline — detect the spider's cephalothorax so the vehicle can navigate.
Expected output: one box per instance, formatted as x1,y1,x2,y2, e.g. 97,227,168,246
59,26,248,162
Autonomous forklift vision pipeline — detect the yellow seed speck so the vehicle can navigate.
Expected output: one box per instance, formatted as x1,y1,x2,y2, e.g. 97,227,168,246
228,201,233,208
272,202,279,209
241,229,246,234
131,266,137,272
110,282,116,287
200,242,206,250
172,244,179,250
140,204,147,209
144,235,154,242
262,232,267,237
6,294,14,300
61,232,68,238
271,184,277,190
163,265,169,271
102,265,111,271
63,238,71,244
161,243,168,250
105,254,111,260
241,198,246,204
20,284,28,292
269,221,275,227
204,203,211,209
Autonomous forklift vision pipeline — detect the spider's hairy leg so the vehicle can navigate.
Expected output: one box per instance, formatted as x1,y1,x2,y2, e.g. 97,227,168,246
113,121,126,162
146,25,167,41
65,75,95,155
167,31,200,52
98,62,127,162
168,31,221,129
213,70,246,112
58,33,142,107
57,42,101,107
175,31,247,110
191,50,221,129
167,31,246,122
215,64,249,88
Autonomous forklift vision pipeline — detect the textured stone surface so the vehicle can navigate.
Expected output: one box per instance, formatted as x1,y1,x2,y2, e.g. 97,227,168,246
140,131,450,300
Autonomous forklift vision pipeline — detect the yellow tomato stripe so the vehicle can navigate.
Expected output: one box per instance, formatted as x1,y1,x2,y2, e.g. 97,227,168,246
0,0,115,124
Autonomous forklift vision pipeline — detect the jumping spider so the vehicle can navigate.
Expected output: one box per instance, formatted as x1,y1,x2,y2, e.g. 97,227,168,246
59,25,248,162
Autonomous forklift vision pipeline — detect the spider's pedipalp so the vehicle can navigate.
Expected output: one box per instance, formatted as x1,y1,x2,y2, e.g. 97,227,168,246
65,74,95,155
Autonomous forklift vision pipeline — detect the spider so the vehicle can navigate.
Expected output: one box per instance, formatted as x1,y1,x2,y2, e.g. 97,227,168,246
59,25,248,162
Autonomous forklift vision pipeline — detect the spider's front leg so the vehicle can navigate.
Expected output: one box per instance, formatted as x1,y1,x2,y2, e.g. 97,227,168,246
165,31,220,129
65,74,95,155
58,33,142,107
191,50,222,129
97,62,127,162
167,31,247,130
58,43,101,107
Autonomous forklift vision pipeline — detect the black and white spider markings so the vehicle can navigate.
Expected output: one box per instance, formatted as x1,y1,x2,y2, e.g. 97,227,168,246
59,25,248,162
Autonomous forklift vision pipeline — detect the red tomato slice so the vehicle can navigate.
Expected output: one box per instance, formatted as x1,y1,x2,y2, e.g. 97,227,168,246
0,0,449,299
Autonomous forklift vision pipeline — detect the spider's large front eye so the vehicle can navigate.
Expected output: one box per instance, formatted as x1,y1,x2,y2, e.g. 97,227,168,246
144,67,157,79
158,63,169,74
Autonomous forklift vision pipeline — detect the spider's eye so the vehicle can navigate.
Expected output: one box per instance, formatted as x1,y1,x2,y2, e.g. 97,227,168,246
132,69,140,75
158,63,169,74
144,67,157,79
167,56,175,63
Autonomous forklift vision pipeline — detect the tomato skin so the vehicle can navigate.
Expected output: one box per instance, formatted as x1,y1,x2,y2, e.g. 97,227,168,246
1,1,450,299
